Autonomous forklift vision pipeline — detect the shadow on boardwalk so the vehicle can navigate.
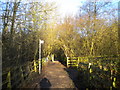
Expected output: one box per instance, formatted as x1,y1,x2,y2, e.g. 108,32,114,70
38,61,75,88
64,67,80,89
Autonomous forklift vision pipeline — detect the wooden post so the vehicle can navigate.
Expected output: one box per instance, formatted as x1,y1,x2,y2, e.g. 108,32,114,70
19,66,24,87
7,71,11,89
20,66,24,80
67,57,69,67
77,57,80,68
34,60,37,72
113,77,117,88
52,54,54,62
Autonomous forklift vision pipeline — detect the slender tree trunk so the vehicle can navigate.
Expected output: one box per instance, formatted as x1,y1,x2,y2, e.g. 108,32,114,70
10,2,20,36
118,1,120,55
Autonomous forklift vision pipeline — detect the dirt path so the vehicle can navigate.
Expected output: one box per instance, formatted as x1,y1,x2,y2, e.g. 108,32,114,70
34,61,76,89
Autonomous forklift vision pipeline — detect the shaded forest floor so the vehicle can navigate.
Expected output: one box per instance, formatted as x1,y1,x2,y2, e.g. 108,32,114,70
23,61,80,89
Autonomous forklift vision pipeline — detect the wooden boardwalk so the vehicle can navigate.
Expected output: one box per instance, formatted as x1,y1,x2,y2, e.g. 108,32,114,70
34,61,76,89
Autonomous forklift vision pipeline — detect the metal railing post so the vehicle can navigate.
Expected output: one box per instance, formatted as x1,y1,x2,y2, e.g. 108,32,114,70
39,39,41,74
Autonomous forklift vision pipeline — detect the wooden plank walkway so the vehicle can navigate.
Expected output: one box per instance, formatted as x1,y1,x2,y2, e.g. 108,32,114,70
35,61,76,89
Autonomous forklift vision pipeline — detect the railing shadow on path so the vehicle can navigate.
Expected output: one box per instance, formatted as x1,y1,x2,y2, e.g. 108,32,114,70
64,67,80,89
